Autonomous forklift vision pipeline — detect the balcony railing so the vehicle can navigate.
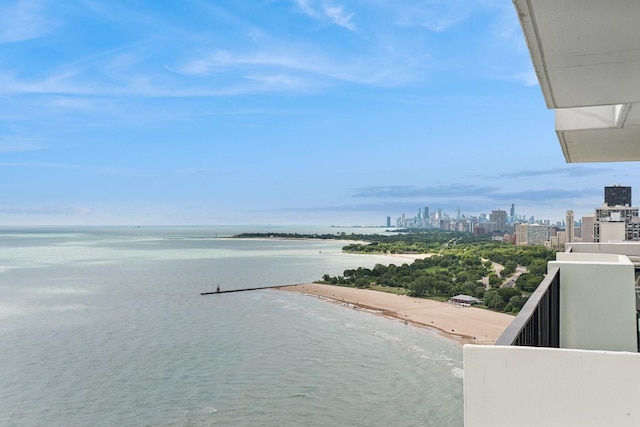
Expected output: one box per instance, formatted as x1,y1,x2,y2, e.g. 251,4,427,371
495,265,560,347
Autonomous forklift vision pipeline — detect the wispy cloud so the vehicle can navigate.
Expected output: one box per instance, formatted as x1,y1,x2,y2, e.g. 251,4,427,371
0,162,140,176
0,138,47,152
352,184,499,199
512,70,538,86
388,1,472,32
491,166,615,179
322,4,356,31
294,0,356,31
170,46,412,89
419,10,470,32
348,183,602,214
0,0,58,43
0,1,525,99
0,205,91,216
294,0,315,17
492,188,597,203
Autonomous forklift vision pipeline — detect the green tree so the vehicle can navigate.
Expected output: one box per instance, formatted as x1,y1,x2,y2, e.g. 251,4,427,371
484,290,505,311
488,274,501,288
355,277,370,289
516,273,543,293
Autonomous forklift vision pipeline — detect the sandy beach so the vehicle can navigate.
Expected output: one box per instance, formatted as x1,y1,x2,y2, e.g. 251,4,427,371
278,283,514,344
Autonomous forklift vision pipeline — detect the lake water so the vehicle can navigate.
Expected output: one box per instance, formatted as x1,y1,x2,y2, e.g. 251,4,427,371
0,226,463,426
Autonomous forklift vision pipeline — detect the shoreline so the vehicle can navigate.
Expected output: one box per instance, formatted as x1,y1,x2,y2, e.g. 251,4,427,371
276,283,514,345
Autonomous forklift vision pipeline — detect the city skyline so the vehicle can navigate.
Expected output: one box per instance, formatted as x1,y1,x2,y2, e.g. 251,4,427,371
392,184,637,232
392,203,587,230
3,1,640,226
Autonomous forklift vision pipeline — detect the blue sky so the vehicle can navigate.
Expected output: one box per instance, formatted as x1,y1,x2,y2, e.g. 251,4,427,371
1,0,637,226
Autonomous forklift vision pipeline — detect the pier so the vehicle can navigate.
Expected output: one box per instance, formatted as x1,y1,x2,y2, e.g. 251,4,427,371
200,283,302,295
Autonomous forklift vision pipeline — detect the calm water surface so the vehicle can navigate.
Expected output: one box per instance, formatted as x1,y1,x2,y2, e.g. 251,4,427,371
0,226,463,426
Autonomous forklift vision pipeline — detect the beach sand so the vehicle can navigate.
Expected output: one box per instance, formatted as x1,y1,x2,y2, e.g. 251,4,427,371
278,283,514,345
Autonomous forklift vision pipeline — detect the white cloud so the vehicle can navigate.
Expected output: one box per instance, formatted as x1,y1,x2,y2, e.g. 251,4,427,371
294,0,316,17
294,0,355,31
513,70,539,87
322,4,356,31
387,1,472,32
420,13,469,32
244,73,308,90
0,162,140,176
171,45,415,89
0,0,57,43
0,139,46,152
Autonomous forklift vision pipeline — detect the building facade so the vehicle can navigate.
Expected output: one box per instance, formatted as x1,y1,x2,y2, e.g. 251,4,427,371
490,210,507,233
605,185,632,207
566,210,574,243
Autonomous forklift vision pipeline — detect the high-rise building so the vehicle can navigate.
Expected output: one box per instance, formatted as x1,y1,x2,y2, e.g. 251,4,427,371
527,223,549,246
490,210,507,233
565,210,574,243
386,216,391,227
515,223,528,245
581,214,595,242
594,205,640,241
604,185,631,207
510,204,515,222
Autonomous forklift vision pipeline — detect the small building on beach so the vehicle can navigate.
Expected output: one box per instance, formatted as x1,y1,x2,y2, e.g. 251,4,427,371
450,294,480,307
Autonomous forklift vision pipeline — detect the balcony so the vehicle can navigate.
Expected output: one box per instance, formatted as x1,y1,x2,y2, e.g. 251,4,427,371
465,1,640,425
464,247,640,426
495,265,560,347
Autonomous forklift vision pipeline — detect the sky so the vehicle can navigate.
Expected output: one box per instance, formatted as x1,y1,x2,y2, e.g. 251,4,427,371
1,0,638,226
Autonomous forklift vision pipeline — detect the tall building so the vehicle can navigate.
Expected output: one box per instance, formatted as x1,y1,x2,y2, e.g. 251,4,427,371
510,204,515,223
604,185,631,207
386,216,391,227
527,223,549,246
515,223,528,245
490,210,507,233
594,202,640,242
565,210,574,243
581,214,595,243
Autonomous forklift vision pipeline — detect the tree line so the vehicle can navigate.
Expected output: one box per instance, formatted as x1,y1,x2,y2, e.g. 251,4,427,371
234,230,557,314
319,231,556,314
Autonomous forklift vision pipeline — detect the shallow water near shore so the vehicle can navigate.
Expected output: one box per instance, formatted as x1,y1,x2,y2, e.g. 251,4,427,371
0,226,463,426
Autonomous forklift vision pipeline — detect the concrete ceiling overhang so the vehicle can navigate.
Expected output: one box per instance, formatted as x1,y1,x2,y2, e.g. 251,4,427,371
514,0,640,162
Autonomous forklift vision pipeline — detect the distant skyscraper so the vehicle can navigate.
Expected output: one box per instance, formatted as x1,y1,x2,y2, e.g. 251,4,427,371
386,216,391,227
605,185,631,207
515,223,528,245
527,223,549,246
490,210,507,233
566,210,574,243
510,204,515,222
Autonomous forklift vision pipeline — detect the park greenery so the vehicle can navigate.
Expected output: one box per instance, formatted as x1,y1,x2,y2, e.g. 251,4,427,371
233,230,556,314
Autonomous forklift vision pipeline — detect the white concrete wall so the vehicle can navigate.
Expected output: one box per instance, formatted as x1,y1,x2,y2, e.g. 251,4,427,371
569,242,640,257
464,345,640,427
600,221,626,242
550,253,636,351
